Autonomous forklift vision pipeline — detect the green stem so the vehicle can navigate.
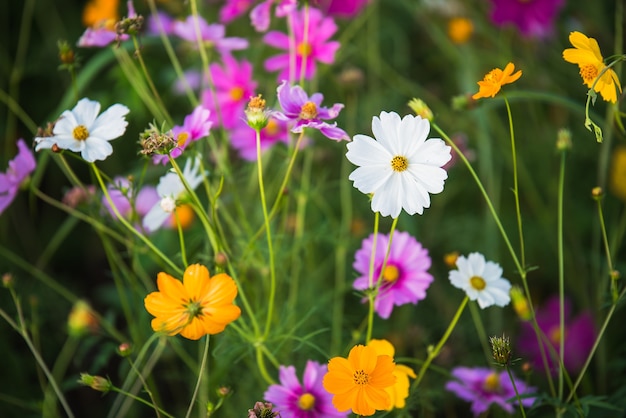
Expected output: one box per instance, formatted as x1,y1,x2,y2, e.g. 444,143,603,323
364,212,379,344
595,196,618,302
126,356,163,418
505,365,528,418
255,346,276,385
185,336,210,418
175,209,189,268
111,387,174,418
0,88,38,134
557,150,566,401
468,301,492,363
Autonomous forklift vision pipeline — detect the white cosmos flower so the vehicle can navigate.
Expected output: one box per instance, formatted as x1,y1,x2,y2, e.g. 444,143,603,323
143,157,205,233
35,98,129,163
449,252,511,309
346,111,451,218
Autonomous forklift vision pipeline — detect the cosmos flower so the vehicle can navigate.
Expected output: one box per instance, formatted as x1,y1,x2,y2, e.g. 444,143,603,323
316,0,370,18
250,0,297,32
230,118,290,161
367,339,416,410
346,111,451,218
472,62,522,99
152,106,212,165
563,31,622,103
144,264,241,340
78,0,134,47
219,0,255,24
323,344,396,416
352,231,434,319
263,7,340,81
172,15,248,55
517,296,595,374
448,252,511,309
264,360,348,418
489,0,565,39
446,366,535,416
34,98,130,162
0,139,36,215
274,81,349,141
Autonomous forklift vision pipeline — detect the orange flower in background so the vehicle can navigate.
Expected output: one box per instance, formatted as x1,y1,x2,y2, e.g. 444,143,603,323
563,31,621,103
144,264,241,340
83,0,119,28
323,344,396,416
367,339,416,410
448,17,474,45
472,62,522,99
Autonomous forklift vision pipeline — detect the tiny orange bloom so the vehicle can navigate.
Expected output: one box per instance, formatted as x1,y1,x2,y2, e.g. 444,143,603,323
144,264,241,340
323,344,396,416
472,62,522,100
448,17,474,45
82,0,119,28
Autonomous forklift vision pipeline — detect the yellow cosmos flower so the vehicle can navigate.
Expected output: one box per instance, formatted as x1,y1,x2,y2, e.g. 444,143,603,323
563,31,621,103
323,344,396,416
367,339,416,410
144,264,241,340
472,62,522,100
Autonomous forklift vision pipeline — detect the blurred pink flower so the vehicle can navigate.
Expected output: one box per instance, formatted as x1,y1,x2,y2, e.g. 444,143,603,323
316,0,370,18
201,54,258,129
229,118,290,160
353,231,433,319
146,11,176,35
152,106,212,165
0,139,36,215
517,296,595,374
172,15,249,55
274,81,348,141
78,27,124,47
263,7,340,82
489,0,565,39
219,0,256,23
250,0,297,32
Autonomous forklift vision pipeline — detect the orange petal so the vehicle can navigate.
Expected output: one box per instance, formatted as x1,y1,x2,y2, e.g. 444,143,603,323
156,272,188,300
183,264,211,301
331,386,359,413
201,273,238,306
369,355,396,388
367,339,395,357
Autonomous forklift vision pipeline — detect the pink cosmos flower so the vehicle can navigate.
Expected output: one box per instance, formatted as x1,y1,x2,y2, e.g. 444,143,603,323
78,0,136,48
263,7,340,82
517,296,595,375
229,118,290,160
152,106,212,165
274,81,348,141
489,0,565,39
446,367,535,417
353,231,433,319
146,11,176,36
317,0,370,18
172,15,248,55
264,360,348,418
0,139,36,215
251,0,297,32
201,54,258,129
219,0,256,24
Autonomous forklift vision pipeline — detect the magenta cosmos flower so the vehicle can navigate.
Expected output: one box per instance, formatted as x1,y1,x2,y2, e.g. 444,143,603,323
446,367,535,417
152,105,212,165
275,81,348,141
201,54,258,129
353,231,433,319
263,7,340,82
0,139,36,215
517,295,595,375
489,0,565,39
172,15,248,55
264,360,348,418
317,0,370,18
229,117,290,160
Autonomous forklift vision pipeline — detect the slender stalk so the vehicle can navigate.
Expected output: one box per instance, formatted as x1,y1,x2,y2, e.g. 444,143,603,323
0,88,38,134
110,387,174,418
595,196,618,301
364,212,379,344
505,365,528,418
185,336,210,418
125,356,163,418
557,149,567,401
175,209,189,268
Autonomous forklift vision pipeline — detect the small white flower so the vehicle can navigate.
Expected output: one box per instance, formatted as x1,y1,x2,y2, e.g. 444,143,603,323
346,111,451,218
143,157,205,233
449,252,511,309
35,98,130,162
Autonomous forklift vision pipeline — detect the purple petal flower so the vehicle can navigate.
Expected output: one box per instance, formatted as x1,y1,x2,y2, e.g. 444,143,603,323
173,15,249,55
264,360,348,418
219,0,255,23
274,81,348,141
517,296,595,374
102,177,132,218
146,11,176,35
250,0,297,32
263,7,339,81
0,139,36,215
153,106,212,165
489,0,565,39
353,231,433,319
229,117,290,160
78,27,126,48
316,0,370,18
446,367,535,417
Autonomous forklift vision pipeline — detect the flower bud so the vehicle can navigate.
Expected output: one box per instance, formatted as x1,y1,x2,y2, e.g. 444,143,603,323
591,186,603,200
248,401,278,418
510,286,531,321
489,334,512,366
117,342,132,357
68,300,99,337
556,128,572,151
79,373,112,393
2,273,14,288
408,98,433,121
444,251,459,268
245,95,270,131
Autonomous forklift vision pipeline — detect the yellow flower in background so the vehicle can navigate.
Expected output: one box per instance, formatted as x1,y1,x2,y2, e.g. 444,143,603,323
448,17,474,45
472,62,522,99
68,300,99,337
367,339,416,410
82,0,119,28
610,146,626,201
144,264,241,340
563,31,622,103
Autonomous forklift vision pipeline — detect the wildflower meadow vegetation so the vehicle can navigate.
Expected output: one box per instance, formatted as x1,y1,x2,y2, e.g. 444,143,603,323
3,0,626,417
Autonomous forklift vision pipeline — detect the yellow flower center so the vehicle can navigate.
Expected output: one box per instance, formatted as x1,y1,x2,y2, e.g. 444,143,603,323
264,119,279,135
580,64,599,84
484,69,501,84
297,393,315,410
177,132,190,147
391,155,409,172
299,101,318,120
549,326,561,345
469,275,486,290
230,86,244,101
483,372,501,393
353,369,369,385
297,42,312,56
382,265,400,282
73,125,90,140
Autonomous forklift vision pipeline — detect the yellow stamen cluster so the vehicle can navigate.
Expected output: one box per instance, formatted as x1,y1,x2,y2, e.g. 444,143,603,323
469,276,486,290
299,101,318,120
391,155,408,172
73,125,90,140
353,369,369,385
298,393,315,411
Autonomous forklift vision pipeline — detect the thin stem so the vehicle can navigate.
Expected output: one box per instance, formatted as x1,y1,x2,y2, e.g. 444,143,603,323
364,212,380,344
131,35,171,124
185,336,210,418
256,346,276,385
126,357,163,418
0,88,38,134
505,365,528,418
595,196,618,302
110,387,174,418
557,150,567,400
175,209,189,268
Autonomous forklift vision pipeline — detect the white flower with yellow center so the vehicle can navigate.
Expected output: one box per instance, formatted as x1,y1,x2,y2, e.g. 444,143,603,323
449,252,511,309
346,111,451,218
34,98,129,162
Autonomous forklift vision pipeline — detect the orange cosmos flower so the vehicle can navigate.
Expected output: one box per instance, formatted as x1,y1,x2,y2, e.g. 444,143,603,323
367,339,416,410
144,264,241,340
472,62,522,99
323,344,396,416
563,31,622,103
83,0,119,28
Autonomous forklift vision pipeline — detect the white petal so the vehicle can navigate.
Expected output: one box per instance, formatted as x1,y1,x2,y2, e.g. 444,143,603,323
81,138,113,162
372,111,401,154
349,165,392,194
409,138,451,166
407,164,447,194
467,253,486,275
73,98,101,127
53,111,78,136
90,104,130,140
143,204,169,232
397,114,428,156
346,134,392,166
156,172,185,198
371,174,403,218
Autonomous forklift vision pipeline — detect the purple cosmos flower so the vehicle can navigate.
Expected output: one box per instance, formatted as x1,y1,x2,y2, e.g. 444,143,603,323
264,360,348,418
250,0,297,32
230,117,290,160
172,15,248,55
201,54,258,129
219,0,256,23
102,177,133,218
152,106,212,165
489,0,565,39
317,0,370,18
77,27,124,48
146,11,176,36
446,367,535,417
274,81,348,141
353,231,433,319
0,139,36,215
263,7,340,81
517,296,595,375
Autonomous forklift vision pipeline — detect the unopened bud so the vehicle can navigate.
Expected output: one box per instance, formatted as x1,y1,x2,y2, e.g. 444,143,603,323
444,251,459,268
245,95,270,130
591,187,603,200
556,128,572,151
510,286,531,321
408,98,434,121
79,373,112,393
216,386,231,398
2,273,14,288
489,334,512,366
117,342,132,357
68,300,99,337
